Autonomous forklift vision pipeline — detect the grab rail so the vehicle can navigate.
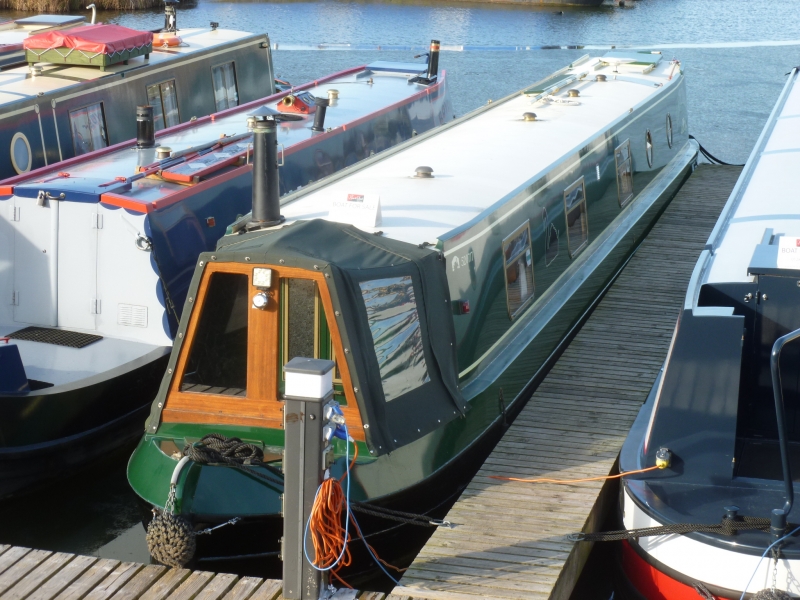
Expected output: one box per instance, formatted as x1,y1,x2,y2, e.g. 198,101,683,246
770,327,800,518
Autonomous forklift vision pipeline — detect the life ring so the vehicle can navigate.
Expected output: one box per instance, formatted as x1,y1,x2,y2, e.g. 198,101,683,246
154,32,182,47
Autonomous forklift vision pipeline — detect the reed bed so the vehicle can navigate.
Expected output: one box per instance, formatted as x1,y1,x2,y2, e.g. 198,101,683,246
0,0,162,12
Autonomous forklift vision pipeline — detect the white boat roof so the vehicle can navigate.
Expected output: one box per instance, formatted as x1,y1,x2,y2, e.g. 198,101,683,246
0,15,85,45
705,69,800,284
3,61,435,213
0,28,261,107
279,53,682,247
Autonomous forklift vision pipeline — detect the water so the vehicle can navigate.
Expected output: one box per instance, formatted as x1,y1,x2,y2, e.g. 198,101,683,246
0,0,798,593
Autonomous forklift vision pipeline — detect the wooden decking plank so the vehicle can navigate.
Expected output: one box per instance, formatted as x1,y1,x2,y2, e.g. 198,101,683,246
2,552,75,600
138,570,192,600
165,572,215,600
219,578,263,600
0,550,32,578
399,165,741,599
53,559,122,600
193,574,238,600
247,580,282,600
108,565,167,600
81,563,144,600
0,551,53,596
26,556,99,600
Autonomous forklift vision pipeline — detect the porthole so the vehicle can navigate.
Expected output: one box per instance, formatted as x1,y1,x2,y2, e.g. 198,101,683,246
666,114,673,149
645,130,654,168
10,132,31,174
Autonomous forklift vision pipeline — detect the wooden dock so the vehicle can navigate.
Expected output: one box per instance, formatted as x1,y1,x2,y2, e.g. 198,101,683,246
0,545,430,600
394,164,744,600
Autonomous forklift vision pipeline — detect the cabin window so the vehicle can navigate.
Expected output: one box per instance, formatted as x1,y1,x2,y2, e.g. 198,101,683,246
615,139,634,207
146,79,180,131
503,222,535,318
645,130,654,167
359,276,429,401
10,132,31,174
180,272,248,396
212,62,239,111
564,177,589,258
666,113,673,148
279,278,342,395
69,103,108,156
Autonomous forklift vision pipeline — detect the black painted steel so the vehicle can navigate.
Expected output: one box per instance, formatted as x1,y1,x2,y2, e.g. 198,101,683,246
249,119,284,229
426,40,440,82
770,327,800,517
311,98,329,133
136,105,155,149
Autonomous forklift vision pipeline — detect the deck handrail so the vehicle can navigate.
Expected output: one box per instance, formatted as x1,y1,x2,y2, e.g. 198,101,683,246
770,327,800,517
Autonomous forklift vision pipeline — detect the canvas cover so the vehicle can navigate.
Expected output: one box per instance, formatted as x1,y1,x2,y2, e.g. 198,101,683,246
24,24,152,54
146,220,468,455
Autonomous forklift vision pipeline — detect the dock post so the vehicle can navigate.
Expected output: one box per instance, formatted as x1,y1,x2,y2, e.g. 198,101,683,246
282,357,336,600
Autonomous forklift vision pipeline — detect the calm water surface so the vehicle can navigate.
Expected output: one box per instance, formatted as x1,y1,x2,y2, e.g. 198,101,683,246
0,0,797,594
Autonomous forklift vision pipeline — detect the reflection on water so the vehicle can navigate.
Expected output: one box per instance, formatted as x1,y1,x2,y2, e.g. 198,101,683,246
0,0,797,593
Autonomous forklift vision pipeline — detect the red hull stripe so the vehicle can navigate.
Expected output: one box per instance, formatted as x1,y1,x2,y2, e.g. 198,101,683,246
621,540,734,600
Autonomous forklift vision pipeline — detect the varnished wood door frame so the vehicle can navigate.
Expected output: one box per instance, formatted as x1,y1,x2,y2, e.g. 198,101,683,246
162,262,365,440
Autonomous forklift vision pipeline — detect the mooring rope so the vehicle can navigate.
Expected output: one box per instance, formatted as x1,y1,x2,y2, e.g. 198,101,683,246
182,433,284,487
689,134,744,167
568,515,776,542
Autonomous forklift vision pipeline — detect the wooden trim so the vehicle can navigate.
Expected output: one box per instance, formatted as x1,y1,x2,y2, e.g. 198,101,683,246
162,262,365,441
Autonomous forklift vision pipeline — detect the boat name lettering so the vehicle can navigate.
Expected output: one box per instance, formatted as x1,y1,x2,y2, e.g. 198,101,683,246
451,251,474,272
777,237,800,270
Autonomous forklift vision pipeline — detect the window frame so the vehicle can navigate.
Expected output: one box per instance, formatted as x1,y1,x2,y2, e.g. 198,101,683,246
666,113,673,149
68,101,108,156
10,132,32,174
615,139,634,208
211,60,239,112
564,176,589,259
162,262,364,438
146,78,181,130
502,220,535,320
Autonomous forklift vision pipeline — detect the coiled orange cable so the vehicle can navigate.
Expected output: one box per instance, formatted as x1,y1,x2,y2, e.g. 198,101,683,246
488,464,660,484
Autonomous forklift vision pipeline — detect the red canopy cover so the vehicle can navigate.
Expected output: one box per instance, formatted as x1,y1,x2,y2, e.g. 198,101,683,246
23,24,153,54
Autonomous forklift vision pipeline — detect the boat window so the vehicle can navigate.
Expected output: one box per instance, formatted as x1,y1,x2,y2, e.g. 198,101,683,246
10,132,31,174
666,113,673,148
212,62,239,111
564,177,589,258
69,103,108,156
503,221,535,319
180,272,248,396
615,139,634,207
146,79,180,131
359,276,429,401
645,129,654,167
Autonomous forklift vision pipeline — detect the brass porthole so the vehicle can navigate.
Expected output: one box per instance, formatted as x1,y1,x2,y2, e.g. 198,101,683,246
645,130,654,168
666,114,673,149
10,132,32,174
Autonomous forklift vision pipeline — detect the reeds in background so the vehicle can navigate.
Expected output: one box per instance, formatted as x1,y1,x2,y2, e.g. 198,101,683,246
0,0,161,12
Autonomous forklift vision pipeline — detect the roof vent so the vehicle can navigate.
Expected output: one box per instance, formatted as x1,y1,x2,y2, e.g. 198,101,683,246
156,146,172,159
596,74,607,82
523,112,537,122
568,89,580,98
414,166,433,178
29,64,42,77
327,89,339,100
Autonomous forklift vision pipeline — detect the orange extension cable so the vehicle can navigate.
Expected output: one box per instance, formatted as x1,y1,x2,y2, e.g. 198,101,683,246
488,464,660,484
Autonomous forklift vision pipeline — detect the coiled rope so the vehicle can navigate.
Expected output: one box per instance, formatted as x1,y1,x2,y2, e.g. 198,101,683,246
183,433,284,487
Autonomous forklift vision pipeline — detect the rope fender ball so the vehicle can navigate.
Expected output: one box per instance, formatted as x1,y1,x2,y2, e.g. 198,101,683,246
146,510,196,568
753,590,791,600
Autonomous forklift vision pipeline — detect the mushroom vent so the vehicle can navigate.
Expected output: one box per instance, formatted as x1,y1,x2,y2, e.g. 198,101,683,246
567,89,580,98
523,112,537,122
596,74,607,82
414,166,433,178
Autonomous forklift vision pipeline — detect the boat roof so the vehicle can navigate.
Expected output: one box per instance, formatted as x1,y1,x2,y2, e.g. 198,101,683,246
704,67,800,285
273,52,681,247
0,14,85,45
0,27,261,107
1,61,437,212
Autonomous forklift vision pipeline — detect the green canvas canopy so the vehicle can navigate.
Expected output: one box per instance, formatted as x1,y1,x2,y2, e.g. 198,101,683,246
146,219,468,455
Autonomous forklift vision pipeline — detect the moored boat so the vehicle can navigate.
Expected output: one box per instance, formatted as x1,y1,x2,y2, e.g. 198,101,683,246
0,14,88,69
0,5,276,180
127,51,697,586
614,66,800,599
0,52,450,499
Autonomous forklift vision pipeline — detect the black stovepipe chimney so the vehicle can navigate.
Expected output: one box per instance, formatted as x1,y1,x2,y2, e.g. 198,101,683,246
311,97,329,132
136,105,155,148
249,118,285,230
426,39,440,82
